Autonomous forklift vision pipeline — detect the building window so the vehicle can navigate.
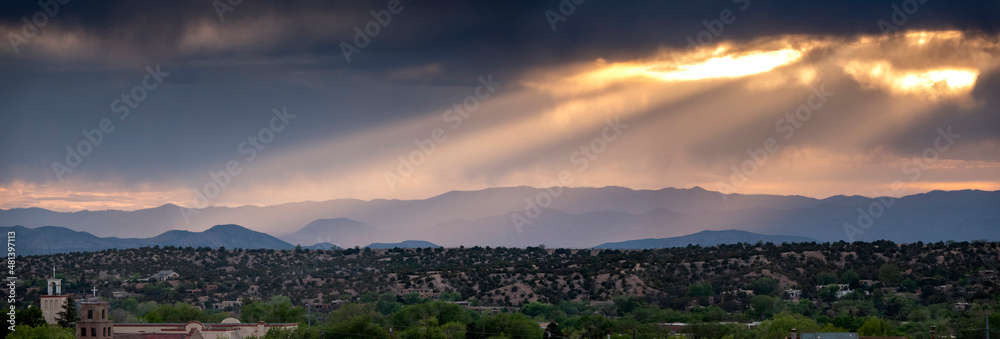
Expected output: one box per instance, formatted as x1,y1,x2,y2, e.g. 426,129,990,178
88,309,93,319
102,309,106,320
81,327,86,336
91,327,96,337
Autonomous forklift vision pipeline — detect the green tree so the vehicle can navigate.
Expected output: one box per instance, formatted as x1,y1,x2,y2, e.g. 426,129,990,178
545,322,565,339
121,298,139,312
142,302,225,323
6,324,75,339
16,305,45,328
400,317,445,339
403,293,421,305
392,301,473,330
754,313,821,339
816,272,839,285
900,278,917,292
329,315,388,338
253,325,322,338
56,295,79,328
328,303,382,325
749,295,785,320
686,282,714,298
376,300,403,316
521,302,554,318
857,317,900,337
470,313,543,339
441,321,467,339
841,270,861,288
831,315,866,332
746,277,780,296
612,296,641,316
687,322,737,339
818,285,839,303
439,292,462,302
879,264,903,285
327,303,388,338
240,296,305,323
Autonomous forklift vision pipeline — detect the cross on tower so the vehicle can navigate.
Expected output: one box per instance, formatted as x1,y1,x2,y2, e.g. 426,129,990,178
92,286,98,297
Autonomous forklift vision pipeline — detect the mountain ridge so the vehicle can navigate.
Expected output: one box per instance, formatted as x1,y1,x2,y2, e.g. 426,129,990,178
0,224,294,256
2,187,998,248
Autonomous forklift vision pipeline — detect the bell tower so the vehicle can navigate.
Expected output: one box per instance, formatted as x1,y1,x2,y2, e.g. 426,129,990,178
41,267,68,324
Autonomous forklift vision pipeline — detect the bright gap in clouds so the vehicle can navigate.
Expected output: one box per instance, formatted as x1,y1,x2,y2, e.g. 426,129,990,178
574,48,805,87
844,61,980,99
642,49,803,81
899,69,978,92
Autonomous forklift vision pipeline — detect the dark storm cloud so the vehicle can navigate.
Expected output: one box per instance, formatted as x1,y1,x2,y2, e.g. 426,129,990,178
1,0,998,210
3,0,998,82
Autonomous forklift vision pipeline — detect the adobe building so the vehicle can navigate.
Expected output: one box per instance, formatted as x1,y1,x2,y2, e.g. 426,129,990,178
113,318,297,338
41,275,68,324
76,298,113,338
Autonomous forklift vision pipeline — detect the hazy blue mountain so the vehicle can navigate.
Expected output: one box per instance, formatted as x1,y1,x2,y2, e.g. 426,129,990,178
0,186,819,238
2,188,998,248
0,224,293,255
593,230,818,249
0,204,190,238
1,226,126,255
365,240,440,249
279,218,381,247
140,224,294,250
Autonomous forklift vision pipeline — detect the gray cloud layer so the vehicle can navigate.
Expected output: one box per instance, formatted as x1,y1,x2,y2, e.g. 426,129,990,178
1,0,998,210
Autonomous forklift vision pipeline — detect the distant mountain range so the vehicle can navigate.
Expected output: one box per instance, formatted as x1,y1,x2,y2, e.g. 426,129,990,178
0,224,441,256
2,187,998,250
366,240,441,249
0,224,294,256
593,230,817,249
280,218,381,248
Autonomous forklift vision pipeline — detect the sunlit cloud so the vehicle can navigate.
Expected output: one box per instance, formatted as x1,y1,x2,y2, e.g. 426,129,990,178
834,30,998,104
526,45,809,97
0,181,190,212
2,30,1000,212
844,61,979,100
642,49,803,81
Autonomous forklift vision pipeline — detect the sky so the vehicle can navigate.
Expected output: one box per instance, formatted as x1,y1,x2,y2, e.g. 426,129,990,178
1,0,999,212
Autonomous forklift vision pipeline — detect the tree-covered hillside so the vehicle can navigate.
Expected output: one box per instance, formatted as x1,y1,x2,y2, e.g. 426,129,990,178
7,241,1000,338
